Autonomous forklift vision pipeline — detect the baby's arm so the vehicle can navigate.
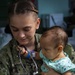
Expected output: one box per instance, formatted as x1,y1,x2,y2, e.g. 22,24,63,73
41,68,61,75
63,71,73,75
41,63,61,75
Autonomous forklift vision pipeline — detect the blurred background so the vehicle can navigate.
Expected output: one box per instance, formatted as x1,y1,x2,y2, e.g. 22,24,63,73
0,0,75,50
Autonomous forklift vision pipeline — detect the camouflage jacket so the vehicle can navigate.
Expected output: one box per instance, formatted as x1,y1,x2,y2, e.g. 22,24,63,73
0,33,75,75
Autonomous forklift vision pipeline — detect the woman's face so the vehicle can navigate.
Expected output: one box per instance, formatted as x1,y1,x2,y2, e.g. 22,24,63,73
9,13,40,46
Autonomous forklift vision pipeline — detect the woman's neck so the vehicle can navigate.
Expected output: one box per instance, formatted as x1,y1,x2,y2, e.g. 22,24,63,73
25,38,35,51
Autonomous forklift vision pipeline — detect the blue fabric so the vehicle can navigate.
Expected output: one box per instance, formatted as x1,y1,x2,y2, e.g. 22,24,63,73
40,50,75,74
25,52,30,58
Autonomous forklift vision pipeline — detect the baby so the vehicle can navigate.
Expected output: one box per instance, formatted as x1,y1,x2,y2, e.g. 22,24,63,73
39,26,75,75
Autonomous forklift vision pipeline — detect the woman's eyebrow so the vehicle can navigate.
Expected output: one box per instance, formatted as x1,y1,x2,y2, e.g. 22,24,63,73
10,25,17,28
23,26,31,29
10,25,32,29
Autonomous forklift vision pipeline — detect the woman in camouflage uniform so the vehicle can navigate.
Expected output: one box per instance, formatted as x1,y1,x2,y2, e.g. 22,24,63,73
0,0,75,75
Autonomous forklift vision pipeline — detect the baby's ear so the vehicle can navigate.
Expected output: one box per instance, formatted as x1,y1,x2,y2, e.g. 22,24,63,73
58,45,63,52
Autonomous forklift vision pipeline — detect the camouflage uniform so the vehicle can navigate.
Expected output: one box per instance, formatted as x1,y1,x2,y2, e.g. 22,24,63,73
64,43,75,63
0,33,75,75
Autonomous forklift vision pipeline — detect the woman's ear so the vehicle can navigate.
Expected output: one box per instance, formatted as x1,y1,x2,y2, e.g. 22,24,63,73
36,18,40,29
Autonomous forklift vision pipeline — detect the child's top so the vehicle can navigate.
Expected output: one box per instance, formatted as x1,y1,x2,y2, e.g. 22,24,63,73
40,50,75,74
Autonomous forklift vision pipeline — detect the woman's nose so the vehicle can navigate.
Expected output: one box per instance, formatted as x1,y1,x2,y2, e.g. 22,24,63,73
19,31,26,38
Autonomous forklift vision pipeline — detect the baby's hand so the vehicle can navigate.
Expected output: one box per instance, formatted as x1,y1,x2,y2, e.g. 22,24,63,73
35,52,41,60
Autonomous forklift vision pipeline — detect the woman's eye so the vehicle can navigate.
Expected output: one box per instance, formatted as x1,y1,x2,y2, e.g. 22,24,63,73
12,29,19,32
23,28,31,31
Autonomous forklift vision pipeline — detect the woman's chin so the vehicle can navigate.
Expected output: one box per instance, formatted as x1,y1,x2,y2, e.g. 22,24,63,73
18,42,28,46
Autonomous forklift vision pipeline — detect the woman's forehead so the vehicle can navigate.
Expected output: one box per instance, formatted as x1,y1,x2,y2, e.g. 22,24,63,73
10,13,34,20
10,14,35,24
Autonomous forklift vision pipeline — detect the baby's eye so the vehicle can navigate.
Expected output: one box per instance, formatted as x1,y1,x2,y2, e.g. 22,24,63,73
43,48,48,51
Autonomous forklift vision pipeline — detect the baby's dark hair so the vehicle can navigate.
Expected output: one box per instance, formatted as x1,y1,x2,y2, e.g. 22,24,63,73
41,26,68,49
8,0,38,18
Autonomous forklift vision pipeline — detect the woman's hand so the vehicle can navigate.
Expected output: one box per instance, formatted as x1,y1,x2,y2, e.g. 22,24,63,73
17,46,28,56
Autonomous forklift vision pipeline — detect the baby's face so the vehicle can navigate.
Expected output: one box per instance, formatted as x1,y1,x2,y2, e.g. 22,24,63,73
40,37,59,60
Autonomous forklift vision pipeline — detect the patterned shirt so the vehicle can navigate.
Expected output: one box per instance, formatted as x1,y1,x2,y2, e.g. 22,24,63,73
40,51,75,74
